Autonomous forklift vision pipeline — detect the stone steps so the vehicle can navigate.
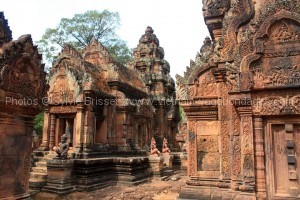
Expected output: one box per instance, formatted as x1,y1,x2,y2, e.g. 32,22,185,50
29,179,47,190
36,161,47,167
30,172,47,180
30,150,56,190
32,167,47,173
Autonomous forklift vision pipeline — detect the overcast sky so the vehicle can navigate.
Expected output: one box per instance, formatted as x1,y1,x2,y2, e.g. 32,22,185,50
1,0,209,78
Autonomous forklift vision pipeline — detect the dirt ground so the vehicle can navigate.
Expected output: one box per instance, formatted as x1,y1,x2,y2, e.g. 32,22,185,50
34,175,187,200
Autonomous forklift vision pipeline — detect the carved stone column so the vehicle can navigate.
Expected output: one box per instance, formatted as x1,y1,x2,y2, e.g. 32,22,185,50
254,116,266,198
74,104,85,155
49,114,56,150
219,82,231,180
39,108,50,150
187,120,197,176
230,106,242,190
82,108,95,155
238,107,255,192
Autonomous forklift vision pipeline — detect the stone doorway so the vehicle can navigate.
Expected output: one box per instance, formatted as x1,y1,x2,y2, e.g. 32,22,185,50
55,116,75,148
265,120,300,199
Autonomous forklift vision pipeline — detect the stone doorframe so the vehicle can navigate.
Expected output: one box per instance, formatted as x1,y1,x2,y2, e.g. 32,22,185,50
263,118,300,199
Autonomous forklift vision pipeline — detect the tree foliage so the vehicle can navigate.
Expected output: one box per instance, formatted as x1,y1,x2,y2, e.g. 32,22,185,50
179,105,184,122
37,10,132,67
33,112,44,136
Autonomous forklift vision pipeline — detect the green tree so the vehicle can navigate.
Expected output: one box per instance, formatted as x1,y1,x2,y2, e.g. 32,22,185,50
37,10,132,68
33,112,44,136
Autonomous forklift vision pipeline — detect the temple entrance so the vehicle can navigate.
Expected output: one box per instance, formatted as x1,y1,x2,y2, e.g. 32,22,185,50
55,116,75,148
266,120,300,199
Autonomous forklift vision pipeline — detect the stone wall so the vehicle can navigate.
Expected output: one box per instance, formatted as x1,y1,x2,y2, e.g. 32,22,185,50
0,12,46,199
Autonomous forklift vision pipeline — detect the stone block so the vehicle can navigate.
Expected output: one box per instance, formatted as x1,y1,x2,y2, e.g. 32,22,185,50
42,159,75,195
148,156,164,177
163,155,174,168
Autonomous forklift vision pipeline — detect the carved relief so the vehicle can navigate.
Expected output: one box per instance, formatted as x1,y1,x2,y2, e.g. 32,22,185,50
219,82,231,179
188,121,197,176
193,70,217,97
251,57,300,88
50,106,77,114
268,21,300,43
241,116,253,155
232,136,241,179
49,67,77,104
197,136,218,152
196,121,219,135
202,0,229,18
253,94,300,115
2,58,40,98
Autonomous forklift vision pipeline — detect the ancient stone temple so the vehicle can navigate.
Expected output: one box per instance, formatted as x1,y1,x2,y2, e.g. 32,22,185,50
31,26,179,192
0,12,47,199
133,26,178,148
38,27,178,156
177,0,300,199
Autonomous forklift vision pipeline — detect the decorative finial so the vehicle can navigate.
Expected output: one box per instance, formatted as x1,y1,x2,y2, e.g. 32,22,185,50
145,26,154,34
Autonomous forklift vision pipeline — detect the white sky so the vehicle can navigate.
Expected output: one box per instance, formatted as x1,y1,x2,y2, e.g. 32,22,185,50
0,0,209,78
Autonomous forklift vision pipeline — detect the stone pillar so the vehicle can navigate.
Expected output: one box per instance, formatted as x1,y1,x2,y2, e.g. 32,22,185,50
49,114,56,150
187,120,197,176
239,110,255,192
74,105,85,155
230,106,241,190
82,109,95,155
254,116,266,198
39,108,50,150
219,82,231,180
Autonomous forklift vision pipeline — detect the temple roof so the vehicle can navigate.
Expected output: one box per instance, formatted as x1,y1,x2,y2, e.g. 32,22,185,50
50,40,148,99
0,12,12,46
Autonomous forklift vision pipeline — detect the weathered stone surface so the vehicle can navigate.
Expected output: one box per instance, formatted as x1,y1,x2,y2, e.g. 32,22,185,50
177,0,300,199
0,12,46,199
30,26,179,192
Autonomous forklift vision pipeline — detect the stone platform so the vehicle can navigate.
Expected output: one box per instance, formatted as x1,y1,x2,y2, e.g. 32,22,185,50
43,156,151,194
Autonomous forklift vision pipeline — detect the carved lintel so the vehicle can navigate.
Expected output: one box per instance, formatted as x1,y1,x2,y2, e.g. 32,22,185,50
50,106,77,114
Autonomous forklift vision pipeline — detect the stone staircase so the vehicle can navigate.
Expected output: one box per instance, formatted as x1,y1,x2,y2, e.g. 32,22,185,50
29,151,56,190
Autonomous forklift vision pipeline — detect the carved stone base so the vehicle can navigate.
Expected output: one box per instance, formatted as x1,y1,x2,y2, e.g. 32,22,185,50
179,185,256,200
42,159,75,195
74,157,150,191
148,156,164,177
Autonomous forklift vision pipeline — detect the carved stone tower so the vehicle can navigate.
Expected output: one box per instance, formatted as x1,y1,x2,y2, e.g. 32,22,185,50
133,26,178,147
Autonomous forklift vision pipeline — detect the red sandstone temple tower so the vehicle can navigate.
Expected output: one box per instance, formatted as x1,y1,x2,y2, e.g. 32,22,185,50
177,0,300,199
0,12,47,199
133,26,179,148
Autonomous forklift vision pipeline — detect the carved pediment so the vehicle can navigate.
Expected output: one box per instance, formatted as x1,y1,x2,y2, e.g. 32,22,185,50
48,67,78,104
1,57,41,98
83,38,114,67
188,70,217,99
267,20,300,44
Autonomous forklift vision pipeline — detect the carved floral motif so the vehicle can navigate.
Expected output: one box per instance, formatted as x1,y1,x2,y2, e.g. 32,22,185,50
188,121,197,176
253,95,300,115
